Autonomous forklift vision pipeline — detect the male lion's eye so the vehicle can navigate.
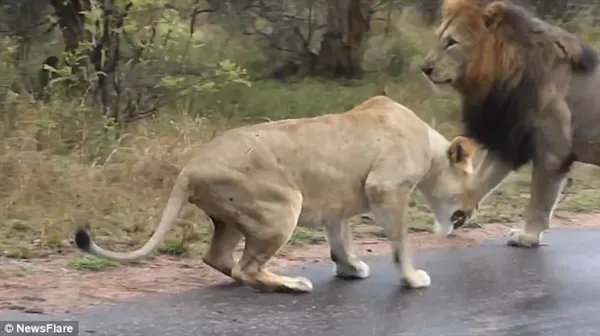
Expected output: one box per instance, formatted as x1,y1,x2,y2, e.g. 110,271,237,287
445,38,457,49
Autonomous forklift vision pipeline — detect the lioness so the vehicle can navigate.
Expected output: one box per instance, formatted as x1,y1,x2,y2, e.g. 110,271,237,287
420,0,600,247
75,96,477,293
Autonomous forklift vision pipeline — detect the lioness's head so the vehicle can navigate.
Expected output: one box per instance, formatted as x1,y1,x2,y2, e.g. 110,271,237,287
421,136,478,235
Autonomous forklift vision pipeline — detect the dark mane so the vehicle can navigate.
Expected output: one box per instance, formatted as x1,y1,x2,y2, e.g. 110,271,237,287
461,69,537,170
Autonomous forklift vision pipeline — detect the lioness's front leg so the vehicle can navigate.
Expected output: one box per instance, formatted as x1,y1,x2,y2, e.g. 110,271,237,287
325,221,370,279
365,178,430,289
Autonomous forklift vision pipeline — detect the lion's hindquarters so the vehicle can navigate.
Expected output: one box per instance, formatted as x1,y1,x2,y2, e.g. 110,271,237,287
201,217,243,277
228,189,315,292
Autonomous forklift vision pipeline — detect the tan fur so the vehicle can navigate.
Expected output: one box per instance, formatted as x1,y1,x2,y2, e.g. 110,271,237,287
421,0,600,247
75,96,478,293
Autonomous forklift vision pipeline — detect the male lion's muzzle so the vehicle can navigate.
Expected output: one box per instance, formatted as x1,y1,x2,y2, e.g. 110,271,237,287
421,63,434,77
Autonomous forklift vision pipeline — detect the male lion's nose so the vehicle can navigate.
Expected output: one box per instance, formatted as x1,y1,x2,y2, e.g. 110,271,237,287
421,63,434,76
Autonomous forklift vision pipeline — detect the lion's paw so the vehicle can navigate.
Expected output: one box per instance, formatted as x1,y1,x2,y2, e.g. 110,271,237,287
401,269,431,289
506,229,543,248
335,260,370,279
287,276,314,293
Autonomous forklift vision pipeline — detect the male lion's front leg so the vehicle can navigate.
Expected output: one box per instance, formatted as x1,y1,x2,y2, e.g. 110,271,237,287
365,179,430,289
508,98,573,247
325,222,370,279
508,161,570,247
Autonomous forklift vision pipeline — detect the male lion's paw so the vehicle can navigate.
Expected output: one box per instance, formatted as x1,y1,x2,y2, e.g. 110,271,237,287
506,229,543,248
335,260,370,279
401,269,431,289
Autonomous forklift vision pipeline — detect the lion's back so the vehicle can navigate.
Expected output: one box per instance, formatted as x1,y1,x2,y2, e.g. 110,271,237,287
208,95,429,159
189,95,431,182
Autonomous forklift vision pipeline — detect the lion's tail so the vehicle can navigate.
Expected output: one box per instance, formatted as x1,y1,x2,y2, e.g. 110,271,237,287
74,172,189,262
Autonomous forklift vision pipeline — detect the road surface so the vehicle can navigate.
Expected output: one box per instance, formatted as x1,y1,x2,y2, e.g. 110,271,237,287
1,229,599,336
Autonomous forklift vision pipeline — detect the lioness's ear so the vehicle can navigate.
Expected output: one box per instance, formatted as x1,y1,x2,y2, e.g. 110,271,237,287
482,1,507,30
447,136,476,165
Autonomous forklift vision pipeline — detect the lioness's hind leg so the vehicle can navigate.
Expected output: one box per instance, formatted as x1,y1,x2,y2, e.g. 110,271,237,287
203,217,243,277
325,222,370,279
231,196,313,293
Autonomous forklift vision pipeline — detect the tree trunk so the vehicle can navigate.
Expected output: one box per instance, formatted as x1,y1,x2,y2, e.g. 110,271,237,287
316,0,373,79
417,0,440,25
91,0,130,119
49,0,92,69
50,0,130,119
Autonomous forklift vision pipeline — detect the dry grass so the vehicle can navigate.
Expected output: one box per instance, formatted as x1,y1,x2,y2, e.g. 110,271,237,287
1,8,600,267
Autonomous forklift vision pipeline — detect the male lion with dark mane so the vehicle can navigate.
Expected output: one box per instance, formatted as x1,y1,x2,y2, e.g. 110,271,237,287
420,0,600,247
74,95,478,293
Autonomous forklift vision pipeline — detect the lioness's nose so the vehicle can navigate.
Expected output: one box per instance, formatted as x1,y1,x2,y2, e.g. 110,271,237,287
421,63,433,76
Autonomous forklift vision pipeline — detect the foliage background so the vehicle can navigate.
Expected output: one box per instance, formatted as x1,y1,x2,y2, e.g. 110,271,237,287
1,0,600,262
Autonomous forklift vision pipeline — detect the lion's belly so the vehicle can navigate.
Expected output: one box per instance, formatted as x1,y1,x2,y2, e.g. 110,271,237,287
296,176,370,229
296,200,370,229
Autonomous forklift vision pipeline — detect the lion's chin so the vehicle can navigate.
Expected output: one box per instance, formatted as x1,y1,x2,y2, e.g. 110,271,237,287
424,77,454,95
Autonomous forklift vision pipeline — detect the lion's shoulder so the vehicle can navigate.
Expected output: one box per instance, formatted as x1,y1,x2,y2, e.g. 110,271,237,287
349,96,429,132
350,95,398,112
528,15,598,73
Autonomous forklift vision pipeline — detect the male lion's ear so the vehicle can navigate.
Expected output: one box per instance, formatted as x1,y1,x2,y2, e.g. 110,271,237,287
482,1,507,30
447,136,477,165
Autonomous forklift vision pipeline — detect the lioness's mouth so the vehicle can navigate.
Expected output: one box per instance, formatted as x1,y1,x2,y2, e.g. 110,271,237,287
451,210,467,229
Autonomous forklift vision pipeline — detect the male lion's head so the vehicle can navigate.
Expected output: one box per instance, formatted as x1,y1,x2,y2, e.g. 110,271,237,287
419,0,487,92
419,0,600,169
420,0,578,99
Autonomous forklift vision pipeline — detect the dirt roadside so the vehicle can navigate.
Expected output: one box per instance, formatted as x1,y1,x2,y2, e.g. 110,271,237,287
1,211,598,315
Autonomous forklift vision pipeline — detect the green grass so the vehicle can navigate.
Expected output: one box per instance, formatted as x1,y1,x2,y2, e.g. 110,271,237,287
157,239,189,256
289,228,327,245
70,256,121,271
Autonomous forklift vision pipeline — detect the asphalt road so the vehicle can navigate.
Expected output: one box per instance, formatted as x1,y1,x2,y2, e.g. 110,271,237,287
1,229,599,336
